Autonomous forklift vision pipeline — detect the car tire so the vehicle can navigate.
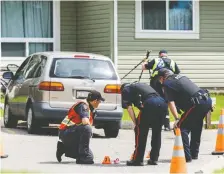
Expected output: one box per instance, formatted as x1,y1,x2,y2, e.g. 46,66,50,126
26,104,40,134
3,103,18,128
104,128,119,138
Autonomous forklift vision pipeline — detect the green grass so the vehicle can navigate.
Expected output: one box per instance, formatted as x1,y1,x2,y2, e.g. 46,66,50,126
213,168,224,174
210,94,224,121
122,94,224,122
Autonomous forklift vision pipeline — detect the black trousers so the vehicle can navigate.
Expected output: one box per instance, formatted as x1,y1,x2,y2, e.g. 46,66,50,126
150,76,170,128
177,97,212,161
132,96,168,162
59,125,93,162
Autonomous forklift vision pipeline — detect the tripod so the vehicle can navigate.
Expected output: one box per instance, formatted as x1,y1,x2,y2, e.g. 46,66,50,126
121,50,151,82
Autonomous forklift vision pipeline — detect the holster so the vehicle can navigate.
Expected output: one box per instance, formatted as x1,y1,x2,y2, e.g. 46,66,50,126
190,91,209,105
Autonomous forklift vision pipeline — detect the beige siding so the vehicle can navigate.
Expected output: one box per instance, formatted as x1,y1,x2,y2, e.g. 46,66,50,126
60,1,76,51
76,1,112,58
118,1,224,88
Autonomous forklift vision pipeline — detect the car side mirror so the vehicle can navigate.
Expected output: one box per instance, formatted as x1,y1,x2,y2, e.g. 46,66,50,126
7,64,19,72
2,71,14,79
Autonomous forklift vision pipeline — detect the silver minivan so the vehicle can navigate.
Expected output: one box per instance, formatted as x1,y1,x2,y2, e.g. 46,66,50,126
2,52,123,137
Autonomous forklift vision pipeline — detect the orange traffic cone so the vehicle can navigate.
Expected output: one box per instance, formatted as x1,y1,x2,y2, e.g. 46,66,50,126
146,151,150,158
102,156,111,164
170,128,187,174
0,137,8,158
212,109,224,155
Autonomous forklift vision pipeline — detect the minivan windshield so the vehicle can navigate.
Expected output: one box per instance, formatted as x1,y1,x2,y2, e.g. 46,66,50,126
50,58,118,80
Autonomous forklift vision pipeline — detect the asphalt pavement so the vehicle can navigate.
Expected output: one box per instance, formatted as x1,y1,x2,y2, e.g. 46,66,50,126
1,122,224,174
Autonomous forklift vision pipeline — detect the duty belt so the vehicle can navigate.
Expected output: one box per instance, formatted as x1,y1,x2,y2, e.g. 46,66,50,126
136,93,159,110
190,91,209,105
143,93,159,101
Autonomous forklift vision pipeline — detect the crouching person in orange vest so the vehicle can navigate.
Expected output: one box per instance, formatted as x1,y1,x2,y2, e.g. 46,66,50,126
56,90,105,164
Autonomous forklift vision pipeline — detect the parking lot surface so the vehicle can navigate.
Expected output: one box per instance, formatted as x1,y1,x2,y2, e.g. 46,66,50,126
1,122,223,173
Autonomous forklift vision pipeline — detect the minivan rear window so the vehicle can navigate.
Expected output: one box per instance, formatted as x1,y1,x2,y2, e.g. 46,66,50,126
50,58,118,80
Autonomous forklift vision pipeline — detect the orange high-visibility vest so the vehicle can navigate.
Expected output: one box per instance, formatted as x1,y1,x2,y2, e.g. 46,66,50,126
59,101,94,130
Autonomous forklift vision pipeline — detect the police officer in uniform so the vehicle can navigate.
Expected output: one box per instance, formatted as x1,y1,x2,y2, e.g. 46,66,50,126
157,69,212,162
56,90,105,164
142,50,181,131
121,82,168,166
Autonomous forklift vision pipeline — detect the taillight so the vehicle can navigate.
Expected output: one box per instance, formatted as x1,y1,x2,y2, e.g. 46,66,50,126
38,81,64,91
104,84,121,94
74,55,90,58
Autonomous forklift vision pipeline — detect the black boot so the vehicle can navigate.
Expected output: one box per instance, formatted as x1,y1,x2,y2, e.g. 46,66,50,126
56,141,65,162
192,156,198,160
147,159,158,165
76,152,94,165
186,158,192,163
126,160,144,166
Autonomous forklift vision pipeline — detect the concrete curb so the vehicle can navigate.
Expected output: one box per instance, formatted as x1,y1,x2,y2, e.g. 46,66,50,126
121,120,219,130
195,155,224,174
121,120,135,129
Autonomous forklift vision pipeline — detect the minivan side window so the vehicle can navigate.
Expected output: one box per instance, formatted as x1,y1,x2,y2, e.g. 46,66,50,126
24,55,42,79
14,56,31,80
32,56,47,78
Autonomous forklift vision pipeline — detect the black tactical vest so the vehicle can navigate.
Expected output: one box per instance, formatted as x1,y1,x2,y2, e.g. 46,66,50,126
165,75,200,98
130,83,158,108
162,58,172,70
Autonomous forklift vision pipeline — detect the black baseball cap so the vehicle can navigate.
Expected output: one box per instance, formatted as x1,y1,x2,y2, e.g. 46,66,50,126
157,68,173,77
159,49,168,54
87,90,105,102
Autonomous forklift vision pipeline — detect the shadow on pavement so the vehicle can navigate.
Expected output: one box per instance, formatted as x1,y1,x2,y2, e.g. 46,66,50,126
119,159,171,164
92,133,107,139
159,159,171,163
39,161,127,167
39,161,76,164
1,122,59,136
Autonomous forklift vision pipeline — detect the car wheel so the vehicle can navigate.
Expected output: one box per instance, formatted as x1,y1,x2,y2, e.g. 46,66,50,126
104,128,119,138
26,104,40,134
4,104,18,128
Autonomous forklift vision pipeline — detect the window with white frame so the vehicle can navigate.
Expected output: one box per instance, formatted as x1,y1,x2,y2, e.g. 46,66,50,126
135,0,200,39
0,1,60,59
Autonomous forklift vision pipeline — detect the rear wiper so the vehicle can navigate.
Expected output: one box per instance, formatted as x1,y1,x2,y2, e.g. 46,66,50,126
68,76,95,82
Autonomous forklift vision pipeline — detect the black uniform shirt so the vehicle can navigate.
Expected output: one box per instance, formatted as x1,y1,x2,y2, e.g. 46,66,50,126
121,85,133,109
74,103,89,119
121,83,157,109
163,75,200,111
